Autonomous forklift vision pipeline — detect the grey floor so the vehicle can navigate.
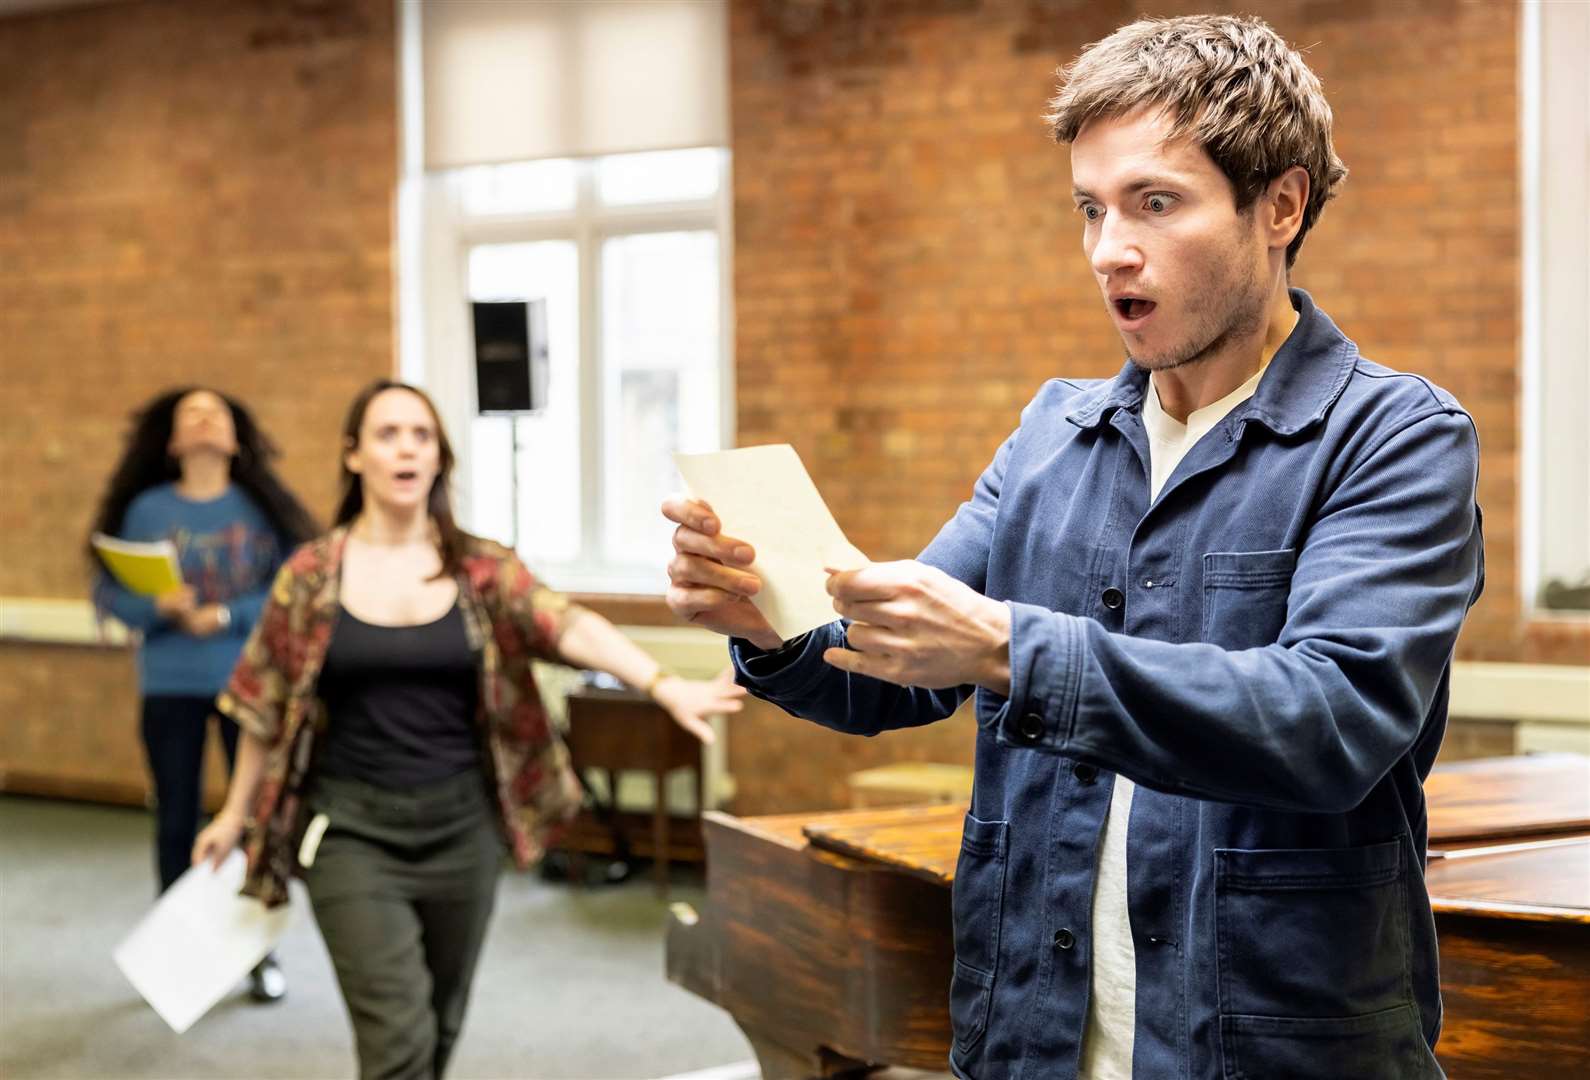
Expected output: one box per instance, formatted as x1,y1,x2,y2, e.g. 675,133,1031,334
0,795,755,1080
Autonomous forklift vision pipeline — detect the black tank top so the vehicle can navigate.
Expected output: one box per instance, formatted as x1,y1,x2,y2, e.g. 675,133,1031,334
315,603,481,789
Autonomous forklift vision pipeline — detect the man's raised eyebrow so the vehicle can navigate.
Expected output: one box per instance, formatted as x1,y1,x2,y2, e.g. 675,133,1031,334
1072,175,1186,201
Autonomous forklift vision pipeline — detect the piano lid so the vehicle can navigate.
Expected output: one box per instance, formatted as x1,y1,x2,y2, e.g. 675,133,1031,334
803,804,965,885
795,754,1590,885
1427,836,1590,923
1426,753,1590,846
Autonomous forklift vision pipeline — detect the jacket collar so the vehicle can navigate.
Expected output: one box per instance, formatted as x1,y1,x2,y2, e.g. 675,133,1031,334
1065,288,1357,436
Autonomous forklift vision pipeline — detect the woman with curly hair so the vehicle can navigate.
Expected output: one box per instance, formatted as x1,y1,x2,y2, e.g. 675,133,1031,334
90,387,316,1001
193,379,743,1079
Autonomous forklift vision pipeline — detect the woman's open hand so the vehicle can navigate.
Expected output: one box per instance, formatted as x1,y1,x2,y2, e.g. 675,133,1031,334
651,667,747,745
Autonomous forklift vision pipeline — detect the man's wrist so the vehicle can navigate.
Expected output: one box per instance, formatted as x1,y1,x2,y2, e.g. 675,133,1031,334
745,630,806,656
750,630,789,652
734,631,813,679
976,598,1013,695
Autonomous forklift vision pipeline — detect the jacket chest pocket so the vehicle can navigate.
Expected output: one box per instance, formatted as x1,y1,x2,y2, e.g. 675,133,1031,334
1201,549,1296,649
1215,839,1433,1079
949,814,1007,1055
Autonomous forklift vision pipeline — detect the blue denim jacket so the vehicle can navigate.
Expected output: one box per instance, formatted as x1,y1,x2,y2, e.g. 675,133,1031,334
732,290,1483,1080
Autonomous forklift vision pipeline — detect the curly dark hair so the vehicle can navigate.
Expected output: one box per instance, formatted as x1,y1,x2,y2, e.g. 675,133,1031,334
87,388,320,568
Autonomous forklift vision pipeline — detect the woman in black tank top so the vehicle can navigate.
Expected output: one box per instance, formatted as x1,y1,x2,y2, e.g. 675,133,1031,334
196,381,744,1080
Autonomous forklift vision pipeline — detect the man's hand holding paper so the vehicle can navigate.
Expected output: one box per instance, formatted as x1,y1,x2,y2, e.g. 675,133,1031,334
671,444,869,646
661,493,781,649
666,445,1010,691
822,560,1011,693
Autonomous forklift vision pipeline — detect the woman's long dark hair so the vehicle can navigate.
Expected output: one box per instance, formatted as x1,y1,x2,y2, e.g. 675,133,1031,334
87,387,320,567
335,379,466,579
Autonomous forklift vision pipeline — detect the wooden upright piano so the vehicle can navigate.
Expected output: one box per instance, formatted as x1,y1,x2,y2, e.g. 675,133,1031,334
666,754,1590,1079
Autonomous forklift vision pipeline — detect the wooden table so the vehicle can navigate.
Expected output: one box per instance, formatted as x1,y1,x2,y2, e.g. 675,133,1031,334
668,754,1590,1078
563,683,705,896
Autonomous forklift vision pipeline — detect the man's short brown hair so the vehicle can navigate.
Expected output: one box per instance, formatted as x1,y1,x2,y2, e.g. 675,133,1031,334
1046,14,1347,267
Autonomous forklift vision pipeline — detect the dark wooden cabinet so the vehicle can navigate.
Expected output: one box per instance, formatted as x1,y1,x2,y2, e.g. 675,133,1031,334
561,683,706,895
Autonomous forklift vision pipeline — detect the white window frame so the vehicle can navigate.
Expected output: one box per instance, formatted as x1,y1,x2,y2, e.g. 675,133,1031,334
413,153,735,594
1520,0,1590,619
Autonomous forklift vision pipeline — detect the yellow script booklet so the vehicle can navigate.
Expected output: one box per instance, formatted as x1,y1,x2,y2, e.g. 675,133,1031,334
92,533,182,596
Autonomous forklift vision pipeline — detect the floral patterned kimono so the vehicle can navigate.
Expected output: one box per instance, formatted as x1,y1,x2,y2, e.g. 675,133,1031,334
216,526,584,907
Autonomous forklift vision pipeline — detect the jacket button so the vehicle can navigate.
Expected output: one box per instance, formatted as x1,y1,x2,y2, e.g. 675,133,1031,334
1101,587,1124,610
1019,712,1044,741
1053,928,1075,950
1073,762,1098,784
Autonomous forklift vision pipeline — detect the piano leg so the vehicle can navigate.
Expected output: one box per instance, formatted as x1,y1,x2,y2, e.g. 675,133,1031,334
743,1029,882,1080
654,765,670,896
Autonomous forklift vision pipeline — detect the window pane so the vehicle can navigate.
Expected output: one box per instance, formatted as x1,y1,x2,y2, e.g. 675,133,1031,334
601,231,720,569
596,148,720,206
467,241,581,564
1527,0,1590,612
455,159,576,216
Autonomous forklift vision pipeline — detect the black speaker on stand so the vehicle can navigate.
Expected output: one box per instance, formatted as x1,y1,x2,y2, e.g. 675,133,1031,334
471,299,549,414
471,299,550,549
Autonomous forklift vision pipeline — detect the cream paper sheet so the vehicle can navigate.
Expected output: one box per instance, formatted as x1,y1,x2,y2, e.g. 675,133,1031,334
113,850,293,1034
675,444,869,641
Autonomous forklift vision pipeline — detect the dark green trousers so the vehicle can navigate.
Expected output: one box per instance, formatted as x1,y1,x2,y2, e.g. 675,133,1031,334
303,771,503,1080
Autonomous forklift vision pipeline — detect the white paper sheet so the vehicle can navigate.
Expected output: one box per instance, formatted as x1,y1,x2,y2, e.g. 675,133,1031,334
113,851,293,1034
675,444,869,640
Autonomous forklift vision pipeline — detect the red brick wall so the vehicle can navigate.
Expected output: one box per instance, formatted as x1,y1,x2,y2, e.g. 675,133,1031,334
723,0,1589,812
0,0,395,796
2,1,1580,819
0,0,396,598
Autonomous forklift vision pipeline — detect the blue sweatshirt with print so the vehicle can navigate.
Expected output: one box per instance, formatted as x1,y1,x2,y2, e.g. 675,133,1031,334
95,484,286,697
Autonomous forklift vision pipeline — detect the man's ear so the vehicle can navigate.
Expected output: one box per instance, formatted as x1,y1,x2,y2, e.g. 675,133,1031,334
1267,166,1310,253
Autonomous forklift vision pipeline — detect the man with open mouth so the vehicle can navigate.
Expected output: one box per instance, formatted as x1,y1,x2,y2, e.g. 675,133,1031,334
665,13,1482,1080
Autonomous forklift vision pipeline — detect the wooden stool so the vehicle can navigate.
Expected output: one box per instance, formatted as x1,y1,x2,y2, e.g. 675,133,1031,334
847,762,974,809
563,682,705,896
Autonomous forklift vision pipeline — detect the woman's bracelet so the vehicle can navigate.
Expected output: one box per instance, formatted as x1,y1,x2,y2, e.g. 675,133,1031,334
642,667,674,699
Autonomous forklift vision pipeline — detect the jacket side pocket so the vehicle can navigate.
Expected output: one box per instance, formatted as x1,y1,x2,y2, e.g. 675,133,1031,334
950,814,1008,1054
